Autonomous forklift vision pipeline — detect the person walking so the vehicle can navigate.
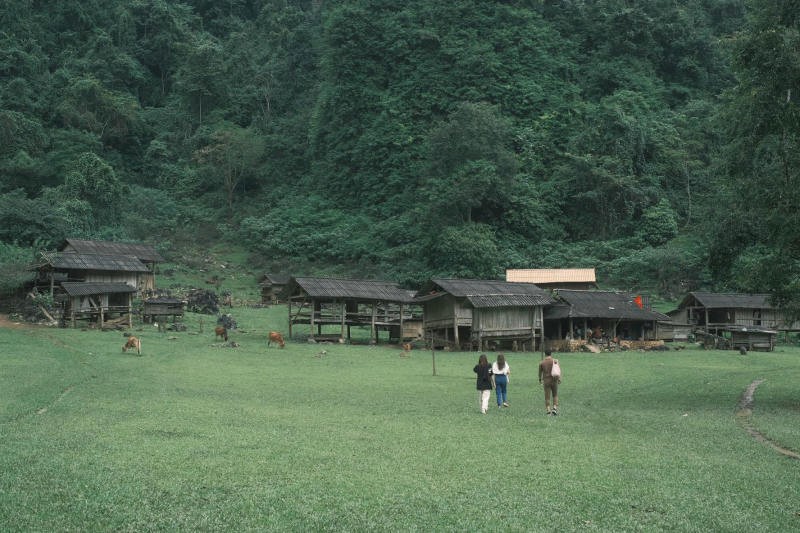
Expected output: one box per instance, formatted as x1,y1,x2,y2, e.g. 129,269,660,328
538,350,561,415
491,353,510,408
473,354,493,414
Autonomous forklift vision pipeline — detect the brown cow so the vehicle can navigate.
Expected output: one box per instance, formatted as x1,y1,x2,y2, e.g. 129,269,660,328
122,336,141,355
268,331,285,348
215,326,228,341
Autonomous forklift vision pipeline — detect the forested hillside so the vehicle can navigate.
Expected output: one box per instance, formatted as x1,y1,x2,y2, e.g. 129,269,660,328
1,1,798,306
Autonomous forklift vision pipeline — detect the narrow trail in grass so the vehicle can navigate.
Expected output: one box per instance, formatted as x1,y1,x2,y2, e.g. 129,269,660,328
736,379,800,460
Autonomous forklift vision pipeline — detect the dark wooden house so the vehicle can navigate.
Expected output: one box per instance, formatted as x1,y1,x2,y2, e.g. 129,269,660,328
415,279,554,351
33,239,164,328
668,292,800,335
544,289,668,349
506,268,598,290
259,274,289,304
61,281,137,328
286,277,422,343
59,238,164,292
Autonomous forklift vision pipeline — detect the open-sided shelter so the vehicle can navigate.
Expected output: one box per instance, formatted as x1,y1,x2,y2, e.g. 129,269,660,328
506,268,598,290
415,279,554,351
286,277,421,343
544,289,667,346
668,292,800,335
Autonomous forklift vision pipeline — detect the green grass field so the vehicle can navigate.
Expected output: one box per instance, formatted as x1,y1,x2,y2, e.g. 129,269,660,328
1,306,799,531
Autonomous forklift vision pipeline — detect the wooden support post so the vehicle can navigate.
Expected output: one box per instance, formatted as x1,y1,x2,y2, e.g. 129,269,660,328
128,294,133,328
399,303,405,342
309,299,315,340
340,301,346,341
288,299,292,337
371,303,377,344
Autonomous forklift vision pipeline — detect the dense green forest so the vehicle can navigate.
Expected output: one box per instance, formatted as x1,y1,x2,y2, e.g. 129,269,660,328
0,1,798,307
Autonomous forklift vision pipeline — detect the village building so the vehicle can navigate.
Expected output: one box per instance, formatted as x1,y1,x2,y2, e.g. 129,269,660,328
286,277,422,343
544,289,668,351
506,268,598,290
33,239,164,327
415,279,554,351
667,292,800,336
258,274,289,305
60,281,137,328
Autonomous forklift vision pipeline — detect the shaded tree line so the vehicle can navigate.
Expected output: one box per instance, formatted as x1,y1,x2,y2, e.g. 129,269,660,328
1,0,797,307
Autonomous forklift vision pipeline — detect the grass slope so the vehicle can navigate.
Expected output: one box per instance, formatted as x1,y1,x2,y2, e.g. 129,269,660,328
1,307,799,531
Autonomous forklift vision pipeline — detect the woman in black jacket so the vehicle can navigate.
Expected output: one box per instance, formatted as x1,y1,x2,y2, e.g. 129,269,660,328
473,354,493,414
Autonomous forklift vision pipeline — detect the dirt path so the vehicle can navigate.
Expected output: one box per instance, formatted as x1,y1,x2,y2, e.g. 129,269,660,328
736,379,800,460
0,313,30,329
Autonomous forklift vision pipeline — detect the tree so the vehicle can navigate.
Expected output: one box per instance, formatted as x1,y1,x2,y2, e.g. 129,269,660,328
713,0,800,313
63,152,127,226
192,123,264,220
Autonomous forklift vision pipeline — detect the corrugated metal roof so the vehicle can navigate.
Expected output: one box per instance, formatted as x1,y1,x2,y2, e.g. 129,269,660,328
289,277,414,302
684,292,772,309
63,238,164,263
545,289,665,320
61,282,137,296
45,252,151,273
506,268,596,284
424,279,555,307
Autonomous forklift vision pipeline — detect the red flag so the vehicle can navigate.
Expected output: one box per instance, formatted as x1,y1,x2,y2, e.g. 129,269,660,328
634,295,643,308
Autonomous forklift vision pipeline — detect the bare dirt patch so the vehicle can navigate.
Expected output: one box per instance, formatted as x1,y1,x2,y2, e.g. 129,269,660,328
0,313,30,329
736,379,800,460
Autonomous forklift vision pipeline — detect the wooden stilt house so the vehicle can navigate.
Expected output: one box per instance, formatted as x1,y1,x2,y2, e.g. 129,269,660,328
286,277,422,343
61,282,137,329
667,292,800,336
415,279,554,351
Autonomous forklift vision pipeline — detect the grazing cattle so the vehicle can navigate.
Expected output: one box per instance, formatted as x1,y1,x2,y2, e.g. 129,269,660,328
268,331,285,348
122,336,141,355
215,326,228,341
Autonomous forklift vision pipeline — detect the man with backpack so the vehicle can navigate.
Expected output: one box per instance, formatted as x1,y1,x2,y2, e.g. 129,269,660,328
538,351,561,416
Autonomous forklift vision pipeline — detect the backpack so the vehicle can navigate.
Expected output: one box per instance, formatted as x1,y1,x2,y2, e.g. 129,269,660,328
551,359,562,379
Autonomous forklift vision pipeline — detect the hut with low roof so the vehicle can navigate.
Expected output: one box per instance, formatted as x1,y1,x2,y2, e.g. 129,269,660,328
544,289,668,351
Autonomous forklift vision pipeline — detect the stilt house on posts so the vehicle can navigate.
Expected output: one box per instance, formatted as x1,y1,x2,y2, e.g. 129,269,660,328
543,289,669,351
33,239,164,328
506,268,598,290
286,277,422,344
415,279,555,352
667,292,800,336
665,291,800,349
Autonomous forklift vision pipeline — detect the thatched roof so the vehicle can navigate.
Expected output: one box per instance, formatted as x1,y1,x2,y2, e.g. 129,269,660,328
61,238,164,263
43,252,151,273
61,282,137,296
288,277,415,303
680,292,772,309
418,279,554,308
545,289,667,321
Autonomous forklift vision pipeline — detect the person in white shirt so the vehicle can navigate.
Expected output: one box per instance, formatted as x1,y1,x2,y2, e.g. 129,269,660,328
491,354,510,408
